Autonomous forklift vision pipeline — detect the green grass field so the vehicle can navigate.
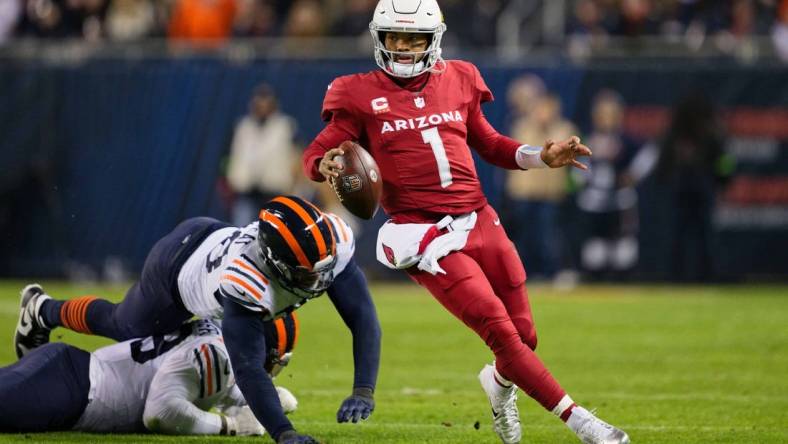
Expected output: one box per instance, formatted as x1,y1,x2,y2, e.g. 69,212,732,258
0,281,786,443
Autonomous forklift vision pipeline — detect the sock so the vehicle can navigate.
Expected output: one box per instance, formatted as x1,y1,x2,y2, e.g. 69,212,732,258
493,364,514,388
58,296,99,334
551,394,577,422
40,299,65,328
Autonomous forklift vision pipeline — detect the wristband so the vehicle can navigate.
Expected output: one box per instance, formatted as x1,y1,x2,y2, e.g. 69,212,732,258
515,145,548,169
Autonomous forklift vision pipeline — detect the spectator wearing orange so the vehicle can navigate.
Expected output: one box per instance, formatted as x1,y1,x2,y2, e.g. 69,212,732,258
168,0,237,43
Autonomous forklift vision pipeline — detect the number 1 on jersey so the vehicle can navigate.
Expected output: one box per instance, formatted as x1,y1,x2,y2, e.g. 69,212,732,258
421,127,453,188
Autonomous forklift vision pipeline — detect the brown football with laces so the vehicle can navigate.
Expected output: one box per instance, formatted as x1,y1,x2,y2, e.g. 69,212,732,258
329,140,382,220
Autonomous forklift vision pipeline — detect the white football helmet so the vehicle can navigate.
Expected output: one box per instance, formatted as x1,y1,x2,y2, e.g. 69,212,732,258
369,0,446,78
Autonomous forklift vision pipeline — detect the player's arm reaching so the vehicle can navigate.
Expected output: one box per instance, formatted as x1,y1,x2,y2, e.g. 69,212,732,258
303,77,362,182
222,299,316,443
326,257,382,423
142,340,264,436
465,66,591,171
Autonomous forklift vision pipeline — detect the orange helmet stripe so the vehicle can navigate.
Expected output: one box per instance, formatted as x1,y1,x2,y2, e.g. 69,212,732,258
272,196,332,261
259,209,312,268
274,318,287,358
291,311,299,350
299,198,337,257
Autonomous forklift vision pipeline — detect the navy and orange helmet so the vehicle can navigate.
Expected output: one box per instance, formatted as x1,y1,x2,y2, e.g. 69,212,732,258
258,195,337,296
263,311,299,377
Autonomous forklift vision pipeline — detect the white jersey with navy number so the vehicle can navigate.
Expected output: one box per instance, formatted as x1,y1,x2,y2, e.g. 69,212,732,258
72,320,234,433
177,214,355,321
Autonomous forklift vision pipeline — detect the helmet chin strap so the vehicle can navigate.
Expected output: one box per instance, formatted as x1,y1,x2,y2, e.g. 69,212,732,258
388,60,426,77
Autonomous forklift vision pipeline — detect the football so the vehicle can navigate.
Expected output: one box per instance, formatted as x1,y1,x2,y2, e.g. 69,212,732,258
329,140,382,219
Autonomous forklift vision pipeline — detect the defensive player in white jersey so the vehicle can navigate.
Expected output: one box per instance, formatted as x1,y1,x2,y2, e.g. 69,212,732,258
14,195,381,444
0,318,299,435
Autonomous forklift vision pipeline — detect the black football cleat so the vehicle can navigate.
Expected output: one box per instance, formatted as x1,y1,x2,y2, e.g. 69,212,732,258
14,284,53,358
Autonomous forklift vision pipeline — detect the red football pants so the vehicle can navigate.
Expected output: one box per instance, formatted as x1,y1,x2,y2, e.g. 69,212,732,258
408,205,566,411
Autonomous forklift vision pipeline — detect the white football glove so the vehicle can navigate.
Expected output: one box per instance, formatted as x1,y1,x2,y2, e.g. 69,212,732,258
226,406,265,436
277,386,298,414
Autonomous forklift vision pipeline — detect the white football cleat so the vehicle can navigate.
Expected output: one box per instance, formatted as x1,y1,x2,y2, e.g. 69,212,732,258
568,406,630,444
478,363,521,444
276,386,298,414
14,284,53,359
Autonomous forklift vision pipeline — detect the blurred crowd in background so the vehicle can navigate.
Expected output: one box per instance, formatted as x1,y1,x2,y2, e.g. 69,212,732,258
0,0,785,283
1,0,788,59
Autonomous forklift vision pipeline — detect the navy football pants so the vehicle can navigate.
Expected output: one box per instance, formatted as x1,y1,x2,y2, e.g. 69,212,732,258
0,343,91,432
50,217,230,341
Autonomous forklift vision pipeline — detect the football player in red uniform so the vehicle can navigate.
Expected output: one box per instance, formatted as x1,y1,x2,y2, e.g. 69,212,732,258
303,1,630,443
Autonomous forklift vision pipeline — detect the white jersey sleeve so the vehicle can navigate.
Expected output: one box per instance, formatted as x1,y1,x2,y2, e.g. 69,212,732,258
177,223,261,319
143,329,234,435
325,212,356,276
217,246,272,313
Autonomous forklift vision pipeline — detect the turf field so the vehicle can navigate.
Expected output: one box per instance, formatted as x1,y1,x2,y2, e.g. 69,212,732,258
0,281,786,443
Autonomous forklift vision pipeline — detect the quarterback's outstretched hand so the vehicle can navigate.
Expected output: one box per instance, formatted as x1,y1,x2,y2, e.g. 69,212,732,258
337,387,375,423
277,430,319,444
319,147,345,180
541,136,592,170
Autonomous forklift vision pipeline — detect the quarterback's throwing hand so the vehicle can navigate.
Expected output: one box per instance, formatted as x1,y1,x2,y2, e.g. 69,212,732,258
337,388,375,423
541,136,592,170
319,148,345,180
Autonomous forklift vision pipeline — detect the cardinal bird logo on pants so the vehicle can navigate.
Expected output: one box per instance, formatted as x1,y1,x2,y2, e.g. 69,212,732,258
382,244,397,267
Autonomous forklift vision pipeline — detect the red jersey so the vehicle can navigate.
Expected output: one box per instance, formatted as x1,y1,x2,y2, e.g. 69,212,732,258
304,60,523,223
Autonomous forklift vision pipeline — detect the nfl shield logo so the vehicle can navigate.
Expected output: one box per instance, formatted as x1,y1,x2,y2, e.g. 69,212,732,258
342,174,363,193
414,97,425,108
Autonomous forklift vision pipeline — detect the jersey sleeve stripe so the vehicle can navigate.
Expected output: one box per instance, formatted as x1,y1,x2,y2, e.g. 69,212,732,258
272,196,331,261
240,254,268,276
232,259,269,285
291,311,300,349
221,274,263,301
208,344,223,395
274,318,287,358
200,344,214,396
259,209,312,268
219,287,262,310
193,349,206,398
226,266,267,293
327,213,348,243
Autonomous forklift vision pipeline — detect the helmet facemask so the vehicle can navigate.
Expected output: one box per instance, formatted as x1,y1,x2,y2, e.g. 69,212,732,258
261,244,337,298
